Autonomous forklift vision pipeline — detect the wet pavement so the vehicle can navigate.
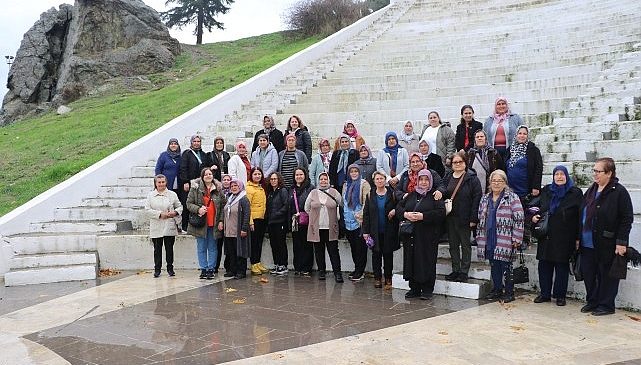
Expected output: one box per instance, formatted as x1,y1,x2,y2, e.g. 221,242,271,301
23,273,480,364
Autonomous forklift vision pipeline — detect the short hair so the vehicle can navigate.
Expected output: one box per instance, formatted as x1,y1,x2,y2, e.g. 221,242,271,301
257,133,269,142
596,157,616,179
451,151,467,164
267,172,284,192
489,169,508,184
153,174,166,189
372,170,387,180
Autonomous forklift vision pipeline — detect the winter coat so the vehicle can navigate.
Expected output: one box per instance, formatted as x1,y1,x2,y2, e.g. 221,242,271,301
277,149,309,174
305,188,342,242
179,149,212,185
483,114,524,148
144,189,183,238
424,153,445,179
266,187,290,225
228,154,250,182
356,157,377,188
252,128,285,153
396,190,446,282
328,149,358,191
476,189,525,262
505,141,543,194
394,169,444,202
209,150,230,181
455,120,484,151
536,185,583,263
309,153,330,187
245,181,267,224
362,187,400,254
420,124,456,165
225,194,251,258
579,179,634,264
286,129,313,163
155,152,181,189
467,147,505,191
376,148,410,183
250,144,279,178
185,179,226,238
440,170,483,225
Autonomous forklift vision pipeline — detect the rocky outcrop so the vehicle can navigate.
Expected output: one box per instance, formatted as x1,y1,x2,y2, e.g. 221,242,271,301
1,0,180,125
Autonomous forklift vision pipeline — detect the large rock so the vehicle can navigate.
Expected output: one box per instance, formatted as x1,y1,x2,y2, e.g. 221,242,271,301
1,0,180,124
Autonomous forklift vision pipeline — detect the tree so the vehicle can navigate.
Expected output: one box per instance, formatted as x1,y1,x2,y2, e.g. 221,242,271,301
161,0,234,45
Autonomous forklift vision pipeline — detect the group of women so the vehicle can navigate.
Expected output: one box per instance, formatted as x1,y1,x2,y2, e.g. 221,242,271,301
147,97,633,314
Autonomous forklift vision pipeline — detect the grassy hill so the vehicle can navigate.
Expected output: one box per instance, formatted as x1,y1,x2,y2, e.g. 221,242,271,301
0,32,320,217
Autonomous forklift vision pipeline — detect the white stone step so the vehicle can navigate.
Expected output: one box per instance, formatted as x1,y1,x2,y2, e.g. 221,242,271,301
82,197,145,208
436,258,491,281
29,220,133,233
97,186,153,199
9,252,96,269
117,177,155,187
8,233,96,255
391,273,491,300
54,207,141,221
4,265,97,286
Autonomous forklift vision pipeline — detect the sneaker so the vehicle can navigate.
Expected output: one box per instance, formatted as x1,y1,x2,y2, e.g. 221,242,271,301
350,273,364,282
154,270,161,278
206,270,214,280
167,268,176,277
444,272,459,281
348,271,356,279
301,271,311,277
257,262,269,274
335,272,344,283
272,265,288,276
199,269,207,279
318,271,326,281
250,264,262,276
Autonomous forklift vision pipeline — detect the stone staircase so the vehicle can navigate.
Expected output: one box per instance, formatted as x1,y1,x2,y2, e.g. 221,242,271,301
3,0,641,303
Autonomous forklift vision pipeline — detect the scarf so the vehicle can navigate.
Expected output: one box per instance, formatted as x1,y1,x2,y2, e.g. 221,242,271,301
548,165,574,215
263,115,275,134
337,134,351,173
318,139,331,170
492,96,510,125
345,164,362,209
166,138,181,159
414,169,433,196
507,138,528,169
383,132,401,174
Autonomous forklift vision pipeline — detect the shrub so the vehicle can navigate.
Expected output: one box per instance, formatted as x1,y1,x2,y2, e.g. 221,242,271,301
285,0,389,36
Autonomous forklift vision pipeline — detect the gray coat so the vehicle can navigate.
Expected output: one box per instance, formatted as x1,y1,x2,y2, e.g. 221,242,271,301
250,143,279,178
226,194,251,259
278,149,309,171
421,124,456,165
483,114,524,148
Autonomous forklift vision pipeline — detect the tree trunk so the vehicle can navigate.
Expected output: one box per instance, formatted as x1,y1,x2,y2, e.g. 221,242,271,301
196,7,204,45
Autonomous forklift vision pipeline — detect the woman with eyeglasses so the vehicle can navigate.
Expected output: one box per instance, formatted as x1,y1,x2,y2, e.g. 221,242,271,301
578,158,633,316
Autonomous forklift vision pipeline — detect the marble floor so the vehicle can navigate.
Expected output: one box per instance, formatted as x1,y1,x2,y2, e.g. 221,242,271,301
2,271,641,365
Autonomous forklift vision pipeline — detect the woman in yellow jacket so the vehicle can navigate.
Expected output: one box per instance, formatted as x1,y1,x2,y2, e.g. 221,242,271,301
246,167,269,275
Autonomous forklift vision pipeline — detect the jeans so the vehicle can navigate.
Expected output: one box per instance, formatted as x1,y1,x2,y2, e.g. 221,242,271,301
489,259,513,295
196,227,218,270
152,236,175,271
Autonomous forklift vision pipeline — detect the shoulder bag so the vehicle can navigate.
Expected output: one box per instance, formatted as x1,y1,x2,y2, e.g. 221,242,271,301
189,195,212,228
512,249,529,284
532,211,549,239
293,189,309,225
398,196,424,241
444,172,465,215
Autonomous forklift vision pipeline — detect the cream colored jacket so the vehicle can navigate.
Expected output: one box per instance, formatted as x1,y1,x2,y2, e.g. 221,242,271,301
145,189,183,238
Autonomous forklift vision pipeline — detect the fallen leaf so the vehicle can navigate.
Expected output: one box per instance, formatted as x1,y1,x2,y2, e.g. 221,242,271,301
225,287,237,293
232,298,246,304
136,270,151,275
586,318,598,325
99,268,121,277
510,325,525,332
260,277,269,283
271,354,285,360
438,331,448,336
627,315,641,322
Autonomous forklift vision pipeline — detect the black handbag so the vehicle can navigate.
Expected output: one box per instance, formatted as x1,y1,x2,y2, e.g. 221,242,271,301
189,212,206,228
398,220,414,240
570,250,583,281
532,212,549,239
512,249,529,284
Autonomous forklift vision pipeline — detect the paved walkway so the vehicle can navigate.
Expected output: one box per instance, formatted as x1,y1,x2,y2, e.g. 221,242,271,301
1,271,641,364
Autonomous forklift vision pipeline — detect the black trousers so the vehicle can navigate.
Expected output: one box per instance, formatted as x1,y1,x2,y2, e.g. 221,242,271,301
152,236,175,271
409,280,433,294
538,259,570,299
268,223,288,267
224,237,247,275
174,187,189,231
292,226,313,272
215,238,227,272
250,218,267,264
581,247,620,312
314,229,341,274
346,228,367,276
372,248,393,280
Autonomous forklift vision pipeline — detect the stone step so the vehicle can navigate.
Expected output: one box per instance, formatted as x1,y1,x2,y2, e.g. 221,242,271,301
9,252,97,269
97,186,153,199
8,233,96,255
54,207,141,222
29,220,133,234
391,273,491,300
436,258,491,281
3,264,97,286
82,197,145,208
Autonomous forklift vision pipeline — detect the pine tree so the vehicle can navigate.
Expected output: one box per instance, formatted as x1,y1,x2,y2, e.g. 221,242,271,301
161,0,234,45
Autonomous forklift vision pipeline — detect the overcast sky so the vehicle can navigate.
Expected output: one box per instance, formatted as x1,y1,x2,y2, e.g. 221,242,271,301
0,0,299,101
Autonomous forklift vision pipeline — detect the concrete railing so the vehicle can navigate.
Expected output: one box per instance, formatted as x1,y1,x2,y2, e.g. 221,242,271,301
0,3,398,274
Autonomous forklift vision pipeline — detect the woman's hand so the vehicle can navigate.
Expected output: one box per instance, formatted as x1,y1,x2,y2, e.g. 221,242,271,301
531,189,540,196
211,165,218,170
389,177,399,188
250,223,255,232
404,212,422,222
183,183,190,192
218,222,224,231
470,222,476,228
532,214,540,223
240,230,248,238
363,233,370,241
387,209,395,220
198,206,207,216
615,245,627,256
433,190,443,200
159,212,169,219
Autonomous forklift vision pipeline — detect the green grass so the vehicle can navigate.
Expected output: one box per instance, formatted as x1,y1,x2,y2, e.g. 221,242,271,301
0,32,320,217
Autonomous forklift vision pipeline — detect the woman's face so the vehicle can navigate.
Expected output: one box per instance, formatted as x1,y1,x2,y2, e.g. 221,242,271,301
286,137,296,149
215,139,224,151
294,170,305,184
410,156,423,172
320,141,330,154
169,141,179,152
345,123,355,134
462,107,474,123
237,144,247,155
490,176,506,193
349,168,360,180
451,156,466,172
387,136,397,147
374,174,386,188
289,117,299,129
419,141,429,155
428,113,440,126
553,170,567,186
418,175,430,190
258,137,268,149
592,162,612,186
251,170,263,183
222,176,231,188
474,132,487,147
155,177,167,191
263,117,271,128
516,128,528,144
319,174,330,188
359,147,369,159
495,100,508,114
203,169,213,183
340,138,350,150
269,174,279,188
191,138,202,150
404,122,413,134
230,182,240,194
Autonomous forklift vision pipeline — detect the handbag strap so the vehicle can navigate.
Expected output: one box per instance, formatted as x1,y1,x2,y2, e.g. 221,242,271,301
518,248,525,264
294,189,301,214
320,189,339,206
410,196,425,213
450,172,465,201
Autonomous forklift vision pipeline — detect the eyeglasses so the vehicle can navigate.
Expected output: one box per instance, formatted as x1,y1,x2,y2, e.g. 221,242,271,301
490,179,505,183
269,177,279,180
452,160,465,165
592,169,605,174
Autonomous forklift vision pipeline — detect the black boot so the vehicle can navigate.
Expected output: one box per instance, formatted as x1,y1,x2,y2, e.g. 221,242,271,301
154,270,161,278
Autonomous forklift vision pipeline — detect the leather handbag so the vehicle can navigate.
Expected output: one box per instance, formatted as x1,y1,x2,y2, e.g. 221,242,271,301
570,250,583,281
512,249,529,284
444,172,465,215
398,196,424,241
189,212,206,228
293,189,309,225
532,211,549,239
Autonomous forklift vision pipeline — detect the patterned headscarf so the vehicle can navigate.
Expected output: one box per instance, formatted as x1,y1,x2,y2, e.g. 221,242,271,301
345,164,362,209
492,97,510,125
507,125,529,168
414,169,433,196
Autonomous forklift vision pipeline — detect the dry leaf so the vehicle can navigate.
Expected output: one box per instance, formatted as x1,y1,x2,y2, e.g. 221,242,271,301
510,325,525,332
99,268,121,277
627,315,641,322
260,277,269,283
438,331,448,336
587,318,598,325
225,287,237,293
136,270,151,275
232,298,246,304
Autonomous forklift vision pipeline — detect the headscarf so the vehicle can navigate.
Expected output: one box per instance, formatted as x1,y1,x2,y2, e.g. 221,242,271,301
343,120,360,137
383,132,401,174
548,165,574,215
166,138,181,159
397,121,416,144
507,125,528,168
345,164,362,209
213,136,225,152
358,144,373,162
221,174,232,196
418,140,431,161
473,129,491,169
225,179,247,214
492,97,510,125
414,169,433,196
235,140,248,155
318,171,331,191
262,115,275,134
407,153,425,194
318,138,332,170
337,134,351,173
230,178,245,192
190,135,202,151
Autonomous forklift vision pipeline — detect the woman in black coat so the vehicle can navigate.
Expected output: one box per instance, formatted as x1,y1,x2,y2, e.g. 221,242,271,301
579,157,633,316
210,136,230,181
252,115,285,153
396,169,446,300
455,105,484,151
289,167,315,276
362,171,400,289
532,165,583,306
265,172,290,275
179,135,212,230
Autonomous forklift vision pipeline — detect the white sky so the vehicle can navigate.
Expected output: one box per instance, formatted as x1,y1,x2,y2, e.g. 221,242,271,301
0,0,299,101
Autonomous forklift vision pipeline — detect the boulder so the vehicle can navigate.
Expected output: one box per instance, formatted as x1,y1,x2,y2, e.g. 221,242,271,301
1,0,180,125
